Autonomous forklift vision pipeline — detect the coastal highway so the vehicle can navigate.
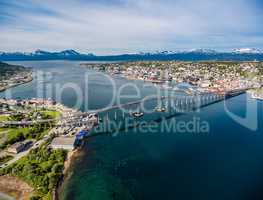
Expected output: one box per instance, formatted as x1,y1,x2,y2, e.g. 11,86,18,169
1,149,31,168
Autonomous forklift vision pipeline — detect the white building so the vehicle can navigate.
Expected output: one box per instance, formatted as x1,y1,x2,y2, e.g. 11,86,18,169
50,137,76,150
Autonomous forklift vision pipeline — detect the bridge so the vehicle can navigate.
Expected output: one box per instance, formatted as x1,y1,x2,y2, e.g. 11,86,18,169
88,91,225,114
90,89,246,134
0,89,246,132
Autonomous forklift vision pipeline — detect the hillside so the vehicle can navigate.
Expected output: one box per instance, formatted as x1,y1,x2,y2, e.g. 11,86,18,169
0,62,30,78
0,62,32,91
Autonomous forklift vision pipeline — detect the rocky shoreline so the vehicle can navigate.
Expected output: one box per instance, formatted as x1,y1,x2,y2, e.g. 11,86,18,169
54,148,84,200
0,176,33,200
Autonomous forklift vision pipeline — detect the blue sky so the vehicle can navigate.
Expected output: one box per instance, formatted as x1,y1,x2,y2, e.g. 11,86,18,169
0,0,262,54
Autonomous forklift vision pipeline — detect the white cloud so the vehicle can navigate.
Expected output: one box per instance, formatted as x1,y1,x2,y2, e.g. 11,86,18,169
0,0,262,54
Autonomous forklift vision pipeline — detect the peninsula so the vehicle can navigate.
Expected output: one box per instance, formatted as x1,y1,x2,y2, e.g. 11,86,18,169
0,62,33,92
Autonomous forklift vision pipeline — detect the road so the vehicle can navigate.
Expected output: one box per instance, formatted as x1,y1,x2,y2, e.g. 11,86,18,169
0,130,52,169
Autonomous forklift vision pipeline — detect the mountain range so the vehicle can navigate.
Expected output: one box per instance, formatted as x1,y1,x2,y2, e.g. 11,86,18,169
0,48,263,61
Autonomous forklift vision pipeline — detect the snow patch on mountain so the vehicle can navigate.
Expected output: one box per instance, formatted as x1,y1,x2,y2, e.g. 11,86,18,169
233,48,262,54
186,49,218,54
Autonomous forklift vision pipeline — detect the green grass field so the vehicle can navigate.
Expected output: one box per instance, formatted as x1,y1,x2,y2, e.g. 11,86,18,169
0,110,60,149
0,126,54,148
0,115,9,121
40,110,61,118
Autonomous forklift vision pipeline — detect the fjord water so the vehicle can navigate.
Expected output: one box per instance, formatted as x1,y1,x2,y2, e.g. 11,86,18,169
1,61,263,200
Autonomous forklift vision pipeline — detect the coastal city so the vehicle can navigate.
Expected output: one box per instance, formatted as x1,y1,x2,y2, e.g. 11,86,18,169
82,61,263,97
1,0,263,199
0,60,263,199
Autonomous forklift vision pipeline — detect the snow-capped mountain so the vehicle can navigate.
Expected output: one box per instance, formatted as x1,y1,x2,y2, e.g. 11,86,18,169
232,48,262,54
34,49,82,56
34,49,52,55
0,49,263,61
139,50,179,55
149,48,262,55
186,49,218,54
155,50,179,54
139,49,218,55
0,50,95,60
59,49,80,56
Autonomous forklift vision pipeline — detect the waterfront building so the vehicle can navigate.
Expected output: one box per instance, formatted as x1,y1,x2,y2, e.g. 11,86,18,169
51,136,76,150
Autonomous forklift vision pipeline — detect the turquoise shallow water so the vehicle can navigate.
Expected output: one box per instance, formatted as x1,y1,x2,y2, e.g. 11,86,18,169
1,61,263,200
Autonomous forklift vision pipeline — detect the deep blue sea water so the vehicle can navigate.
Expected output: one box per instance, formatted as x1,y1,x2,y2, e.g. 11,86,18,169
1,61,263,200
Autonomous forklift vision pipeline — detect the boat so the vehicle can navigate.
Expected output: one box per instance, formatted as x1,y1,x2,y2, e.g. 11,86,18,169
131,112,144,117
155,107,166,112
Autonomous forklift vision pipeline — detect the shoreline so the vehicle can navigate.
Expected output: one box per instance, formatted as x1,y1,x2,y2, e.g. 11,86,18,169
0,75,33,93
0,175,33,200
54,148,84,200
248,89,263,100
0,97,84,200
0,191,14,200
0,142,80,200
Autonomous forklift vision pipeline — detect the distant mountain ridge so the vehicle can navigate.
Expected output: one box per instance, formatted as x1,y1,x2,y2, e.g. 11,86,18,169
232,48,262,54
0,48,263,61
0,49,95,60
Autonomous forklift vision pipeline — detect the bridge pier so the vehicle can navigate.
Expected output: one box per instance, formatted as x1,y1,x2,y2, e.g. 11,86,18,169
122,110,125,119
92,91,242,134
114,111,117,120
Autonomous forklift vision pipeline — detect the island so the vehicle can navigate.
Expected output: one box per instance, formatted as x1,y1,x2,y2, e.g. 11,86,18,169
81,61,263,94
0,62,33,92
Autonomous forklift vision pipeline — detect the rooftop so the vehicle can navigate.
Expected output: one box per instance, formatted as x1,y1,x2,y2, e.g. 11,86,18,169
51,136,76,147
